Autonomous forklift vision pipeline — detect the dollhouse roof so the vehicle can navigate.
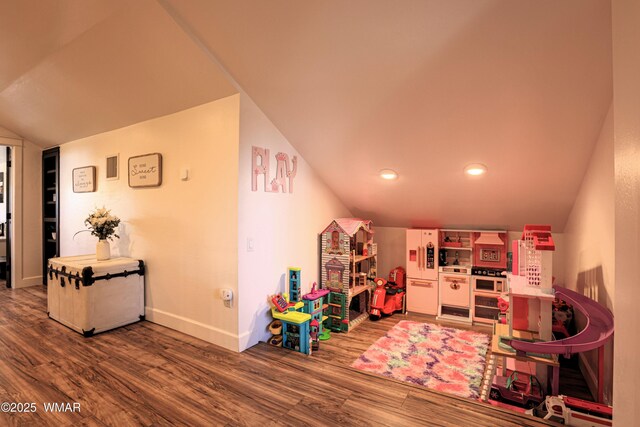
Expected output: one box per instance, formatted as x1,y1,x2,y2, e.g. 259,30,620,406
322,218,373,237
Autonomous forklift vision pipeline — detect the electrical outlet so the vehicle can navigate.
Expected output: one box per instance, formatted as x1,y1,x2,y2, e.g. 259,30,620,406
219,288,233,301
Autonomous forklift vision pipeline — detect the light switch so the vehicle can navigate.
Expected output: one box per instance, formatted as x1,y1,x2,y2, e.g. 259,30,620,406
247,238,254,252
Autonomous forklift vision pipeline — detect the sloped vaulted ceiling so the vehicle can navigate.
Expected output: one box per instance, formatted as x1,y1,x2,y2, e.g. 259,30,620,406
0,0,237,146
0,0,612,230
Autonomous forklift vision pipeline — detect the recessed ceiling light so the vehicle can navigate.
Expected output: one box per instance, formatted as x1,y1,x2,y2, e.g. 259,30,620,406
464,163,487,176
379,169,398,180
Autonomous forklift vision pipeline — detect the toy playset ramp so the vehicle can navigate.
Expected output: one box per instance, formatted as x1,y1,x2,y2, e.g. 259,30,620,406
507,285,613,357
505,285,613,403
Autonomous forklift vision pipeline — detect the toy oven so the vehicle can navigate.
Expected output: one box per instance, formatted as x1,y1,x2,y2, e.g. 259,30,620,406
472,276,505,294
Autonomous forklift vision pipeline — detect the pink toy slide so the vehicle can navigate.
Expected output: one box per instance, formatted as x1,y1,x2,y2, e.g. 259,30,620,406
506,286,613,357
504,285,613,403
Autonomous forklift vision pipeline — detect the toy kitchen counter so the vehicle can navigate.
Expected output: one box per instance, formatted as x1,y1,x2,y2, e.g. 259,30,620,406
47,255,145,337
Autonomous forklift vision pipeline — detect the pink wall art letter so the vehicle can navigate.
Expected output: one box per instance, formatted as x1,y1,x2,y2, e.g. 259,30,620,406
251,146,297,193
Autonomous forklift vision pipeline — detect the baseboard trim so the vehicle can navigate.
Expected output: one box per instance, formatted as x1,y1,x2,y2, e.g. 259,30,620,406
238,330,262,352
145,306,239,352
14,275,44,289
578,352,598,400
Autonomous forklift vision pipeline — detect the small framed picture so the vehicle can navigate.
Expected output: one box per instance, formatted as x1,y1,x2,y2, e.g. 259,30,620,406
72,166,96,193
128,153,162,188
106,153,119,180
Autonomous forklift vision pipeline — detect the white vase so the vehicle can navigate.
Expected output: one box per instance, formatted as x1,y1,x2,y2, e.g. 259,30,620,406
96,239,110,261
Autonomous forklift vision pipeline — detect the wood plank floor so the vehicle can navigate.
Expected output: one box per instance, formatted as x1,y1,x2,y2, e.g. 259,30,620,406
0,286,559,426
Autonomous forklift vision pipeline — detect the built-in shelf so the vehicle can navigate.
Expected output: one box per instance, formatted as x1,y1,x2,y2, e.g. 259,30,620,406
42,147,59,284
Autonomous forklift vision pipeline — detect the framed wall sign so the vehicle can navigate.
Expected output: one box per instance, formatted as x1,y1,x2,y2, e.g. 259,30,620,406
128,153,162,188
72,166,96,193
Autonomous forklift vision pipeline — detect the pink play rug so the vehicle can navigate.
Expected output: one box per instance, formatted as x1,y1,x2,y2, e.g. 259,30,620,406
351,320,490,399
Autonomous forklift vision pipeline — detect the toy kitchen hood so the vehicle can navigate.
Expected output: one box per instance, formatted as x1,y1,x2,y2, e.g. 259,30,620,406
474,232,504,245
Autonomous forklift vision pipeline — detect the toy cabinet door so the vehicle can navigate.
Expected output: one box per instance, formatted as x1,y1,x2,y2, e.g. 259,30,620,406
406,229,423,279
440,275,470,308
406,279,438,315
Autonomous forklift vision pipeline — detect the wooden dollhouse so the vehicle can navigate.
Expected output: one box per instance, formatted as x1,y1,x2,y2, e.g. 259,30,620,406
320,218,377,332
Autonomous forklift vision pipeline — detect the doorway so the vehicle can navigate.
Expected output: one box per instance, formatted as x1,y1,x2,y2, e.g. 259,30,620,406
0,146,10,288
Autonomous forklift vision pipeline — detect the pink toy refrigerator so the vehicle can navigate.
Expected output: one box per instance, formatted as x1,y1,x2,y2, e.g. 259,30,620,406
405,229,439,315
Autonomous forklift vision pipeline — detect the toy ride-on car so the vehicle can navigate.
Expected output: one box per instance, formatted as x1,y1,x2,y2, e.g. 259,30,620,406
489,371,545,409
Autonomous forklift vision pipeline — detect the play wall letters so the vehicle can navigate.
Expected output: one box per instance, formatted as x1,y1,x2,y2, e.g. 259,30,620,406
251,146,298,193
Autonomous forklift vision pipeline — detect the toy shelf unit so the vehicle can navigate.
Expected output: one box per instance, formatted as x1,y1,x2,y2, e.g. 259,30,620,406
471,230,508,324
283,320,310,354
405,229,439,315
320,218,377,332
437,229,473,324
288,267,302,302
302,282,330,352
440,229,472,250
271,301,312,355
269,274,330,356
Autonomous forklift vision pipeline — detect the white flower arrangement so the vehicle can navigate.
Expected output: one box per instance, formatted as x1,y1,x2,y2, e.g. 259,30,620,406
78,207,121,241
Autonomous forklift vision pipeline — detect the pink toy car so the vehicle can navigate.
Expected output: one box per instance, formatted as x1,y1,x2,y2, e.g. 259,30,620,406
490,371,545,409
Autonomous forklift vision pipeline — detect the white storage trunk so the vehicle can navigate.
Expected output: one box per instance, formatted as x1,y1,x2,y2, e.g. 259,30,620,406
47,255,145,337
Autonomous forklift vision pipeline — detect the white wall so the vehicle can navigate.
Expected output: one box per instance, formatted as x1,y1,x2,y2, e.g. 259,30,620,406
562,106,614,403
376,227,407,278
612,0,640,423
563,107,614,302
59,96,241,351
237,93,351,351
0,135,43,288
